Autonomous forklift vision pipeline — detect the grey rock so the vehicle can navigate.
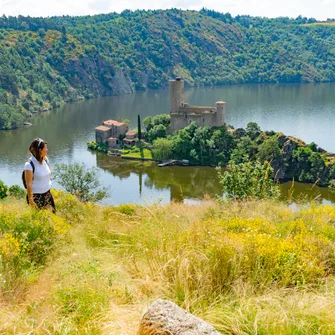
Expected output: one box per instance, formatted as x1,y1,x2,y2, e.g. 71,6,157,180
137,299,221,335
55,55,134,97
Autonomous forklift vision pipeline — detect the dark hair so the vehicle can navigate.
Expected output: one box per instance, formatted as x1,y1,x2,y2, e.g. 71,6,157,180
29,138,47,162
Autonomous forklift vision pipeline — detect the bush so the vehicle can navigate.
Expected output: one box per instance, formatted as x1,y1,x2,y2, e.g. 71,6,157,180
217,160,280,201
87,140,108,153
114,204,136,216
152,138,173,160
0,180,8,199
8,185,26,199
54,163,107,202
0,203,69,291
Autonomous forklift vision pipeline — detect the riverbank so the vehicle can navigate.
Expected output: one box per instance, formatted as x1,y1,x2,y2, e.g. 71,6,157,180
2,192,335,333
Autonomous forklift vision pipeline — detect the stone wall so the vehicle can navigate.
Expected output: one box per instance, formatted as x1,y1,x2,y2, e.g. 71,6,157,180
169,110,218,133
168,78,226,133
95,129,111,143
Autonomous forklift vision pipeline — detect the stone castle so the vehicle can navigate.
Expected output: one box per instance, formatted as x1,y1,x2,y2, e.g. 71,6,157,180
169,77,225,132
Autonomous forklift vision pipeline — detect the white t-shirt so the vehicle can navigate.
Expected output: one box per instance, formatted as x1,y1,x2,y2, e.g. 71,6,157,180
24,155,52,194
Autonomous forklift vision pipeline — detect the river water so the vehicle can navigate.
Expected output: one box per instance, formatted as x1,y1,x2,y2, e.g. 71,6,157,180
1,83,335,205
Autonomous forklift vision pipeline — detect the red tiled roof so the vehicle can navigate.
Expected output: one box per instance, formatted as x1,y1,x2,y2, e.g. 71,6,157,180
95,125,110,131
126,131,138,136
103,120,126,127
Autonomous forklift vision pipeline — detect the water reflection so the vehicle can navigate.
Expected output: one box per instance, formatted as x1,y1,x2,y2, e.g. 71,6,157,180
96,153,221,203
96,153,335,205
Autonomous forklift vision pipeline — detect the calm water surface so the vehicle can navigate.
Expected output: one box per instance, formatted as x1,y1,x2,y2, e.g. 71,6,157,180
1,83,335,205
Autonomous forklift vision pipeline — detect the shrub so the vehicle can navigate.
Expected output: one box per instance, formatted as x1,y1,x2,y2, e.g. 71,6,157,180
54,163,107,202
152,138,173,160
114,204,136,216
8,184,26,199
0,180,8,199
0,203,69,291
217,160,280,201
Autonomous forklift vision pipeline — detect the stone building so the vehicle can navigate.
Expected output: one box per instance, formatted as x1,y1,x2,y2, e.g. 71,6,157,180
123,130,138,147
169,77,225,132
95,119,129,149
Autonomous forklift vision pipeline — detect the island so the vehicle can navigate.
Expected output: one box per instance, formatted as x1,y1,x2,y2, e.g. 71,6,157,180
88,78,335,189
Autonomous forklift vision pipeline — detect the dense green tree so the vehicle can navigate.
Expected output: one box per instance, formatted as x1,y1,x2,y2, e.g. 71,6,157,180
230,136,255,164
137,114,142,141
246,122,262,140
0,180,8,199
152,138,173,160
289,147,326,184
146,124,167,142
257,137,282,163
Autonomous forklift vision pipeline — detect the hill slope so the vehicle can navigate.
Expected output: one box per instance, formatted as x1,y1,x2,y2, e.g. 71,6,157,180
1,10,335,129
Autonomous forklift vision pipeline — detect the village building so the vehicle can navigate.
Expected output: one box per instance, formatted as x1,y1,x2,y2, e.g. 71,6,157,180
95,120,137,149
169,77,225,132
123,130,138,147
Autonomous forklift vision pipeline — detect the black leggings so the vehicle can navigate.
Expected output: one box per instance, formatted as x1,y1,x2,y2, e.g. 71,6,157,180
26,190,56,213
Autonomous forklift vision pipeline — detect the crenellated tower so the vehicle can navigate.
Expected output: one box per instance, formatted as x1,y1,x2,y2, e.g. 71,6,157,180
216,101,225,125
169,77,184,114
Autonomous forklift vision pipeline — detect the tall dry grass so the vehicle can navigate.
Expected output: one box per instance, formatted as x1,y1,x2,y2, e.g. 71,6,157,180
1,192,335,334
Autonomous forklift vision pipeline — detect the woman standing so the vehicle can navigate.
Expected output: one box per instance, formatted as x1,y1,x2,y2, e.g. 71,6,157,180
24,138,56,212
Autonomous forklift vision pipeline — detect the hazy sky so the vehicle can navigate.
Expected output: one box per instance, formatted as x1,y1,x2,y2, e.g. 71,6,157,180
0,0,334,20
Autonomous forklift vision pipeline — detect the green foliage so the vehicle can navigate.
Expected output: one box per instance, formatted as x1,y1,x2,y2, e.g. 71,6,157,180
152,138,173,160
143,114,170,136
114,204,137,216
217,160,280,201
329,164,335,186
257,136,282,163
8,184,25,199
53,163,107,202
143,116,153,132
0,180,8,199
246,122,262,140
152,114,170,128
169,123,236,165
0,203,68,291
56,285,108,324
146,124,167,142
0,102,24,130
289,147,326,184
87,140,108,153
2,10,335,129
230,136,255,164
137,114,142,141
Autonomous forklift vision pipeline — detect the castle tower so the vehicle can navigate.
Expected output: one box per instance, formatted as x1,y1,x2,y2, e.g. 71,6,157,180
169,77,184,114
216,101,226,125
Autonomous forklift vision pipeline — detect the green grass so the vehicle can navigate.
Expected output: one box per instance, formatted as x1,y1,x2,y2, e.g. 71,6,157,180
2,193,335,333
122,147,153,159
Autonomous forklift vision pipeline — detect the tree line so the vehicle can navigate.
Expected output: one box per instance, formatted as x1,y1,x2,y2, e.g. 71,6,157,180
1,9,335,129
142,115,335,188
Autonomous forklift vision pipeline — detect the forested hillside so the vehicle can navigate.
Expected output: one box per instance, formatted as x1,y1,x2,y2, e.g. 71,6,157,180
0,9,335,129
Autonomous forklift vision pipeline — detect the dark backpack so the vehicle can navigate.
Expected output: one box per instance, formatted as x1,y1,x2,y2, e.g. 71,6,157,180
22,160,35,189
